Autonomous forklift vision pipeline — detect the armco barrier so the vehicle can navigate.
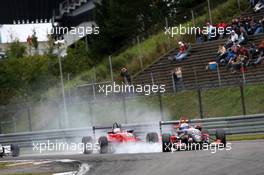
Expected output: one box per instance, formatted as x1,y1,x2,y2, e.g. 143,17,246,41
0,114,264,147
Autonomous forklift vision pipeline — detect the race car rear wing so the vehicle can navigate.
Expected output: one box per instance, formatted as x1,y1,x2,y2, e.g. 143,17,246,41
92,125,113,139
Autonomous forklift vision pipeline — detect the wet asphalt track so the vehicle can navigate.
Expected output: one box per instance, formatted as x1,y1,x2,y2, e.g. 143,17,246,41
1,140,264,175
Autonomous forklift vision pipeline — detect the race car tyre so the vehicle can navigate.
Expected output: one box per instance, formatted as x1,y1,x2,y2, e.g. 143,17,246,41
0,147,5,158
146,132,159,143
162,133,172,152
11,144,20,157
215,129,226,147
82,136,93,154
99,136,108,154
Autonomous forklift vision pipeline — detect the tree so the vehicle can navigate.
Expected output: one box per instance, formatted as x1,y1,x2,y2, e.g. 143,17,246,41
6,39,26,59
63,40,93,75
89,0,199,58
46,34,55,55
31,30,38,49
89,0,143,56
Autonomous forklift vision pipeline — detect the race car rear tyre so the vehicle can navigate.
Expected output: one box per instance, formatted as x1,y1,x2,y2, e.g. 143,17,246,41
146,132,159,143
162,133,172,152
215,129,226,147
99,136,108,154
82,136,93,154
11,144,20,157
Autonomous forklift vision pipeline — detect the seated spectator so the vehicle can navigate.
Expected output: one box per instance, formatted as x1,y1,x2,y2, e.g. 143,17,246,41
238,26,248,44
249,43,259,59
221,48,235,66
216,45,227,64
169,41,190,62
254,19,264,35
195,28,203,43
248,19,259,35
254,40,264,65
225,30,238,49
120,68,131,85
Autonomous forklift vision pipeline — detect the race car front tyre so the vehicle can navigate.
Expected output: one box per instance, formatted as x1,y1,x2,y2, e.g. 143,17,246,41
146,132,159,143
11,144,20,157
99,136,108,154
162,133,171,152
215,129,226,147
82,136,93,154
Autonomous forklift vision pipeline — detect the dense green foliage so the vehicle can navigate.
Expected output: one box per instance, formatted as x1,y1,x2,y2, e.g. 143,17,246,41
0,52,58,104
88,0,205,58
6,40,26,59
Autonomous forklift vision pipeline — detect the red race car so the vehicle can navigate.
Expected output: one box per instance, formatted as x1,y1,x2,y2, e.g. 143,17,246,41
82,122,159,154
160,117,226,152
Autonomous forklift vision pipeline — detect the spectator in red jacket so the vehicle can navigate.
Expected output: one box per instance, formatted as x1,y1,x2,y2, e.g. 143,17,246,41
168,41,189,62
217,22,226,38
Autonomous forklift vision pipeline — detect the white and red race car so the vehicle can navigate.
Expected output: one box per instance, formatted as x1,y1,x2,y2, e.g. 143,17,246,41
0,144,20,158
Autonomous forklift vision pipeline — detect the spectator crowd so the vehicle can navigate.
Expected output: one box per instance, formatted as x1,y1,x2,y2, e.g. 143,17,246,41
213,15,264,73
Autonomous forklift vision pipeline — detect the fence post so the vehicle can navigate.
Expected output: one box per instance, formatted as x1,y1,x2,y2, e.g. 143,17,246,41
217,64,222,86
197,88,204,119
240,85,246,115
171,73,176,93
159,93,165,121
67,73,72,103
191,10,196,41
59,103,63,129
27,103,32,132
12,117,16,133
151,72,155,85
122,95,128,124
58,56,69,128
207,0,213,24
0,122,2,134
165,17,171,49
109,56,114,83
137,36,144,70
89,100,94,126
237,0,241,11
242,69,246,84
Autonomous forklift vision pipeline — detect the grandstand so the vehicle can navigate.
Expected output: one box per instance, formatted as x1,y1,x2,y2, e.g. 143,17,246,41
133,10,264,92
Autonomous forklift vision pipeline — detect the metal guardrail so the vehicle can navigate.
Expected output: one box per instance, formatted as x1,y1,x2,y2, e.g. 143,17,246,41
0,114,264,147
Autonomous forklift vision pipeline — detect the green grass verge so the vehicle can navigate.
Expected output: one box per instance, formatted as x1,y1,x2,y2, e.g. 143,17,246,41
0,163,10,169
227,134,264,141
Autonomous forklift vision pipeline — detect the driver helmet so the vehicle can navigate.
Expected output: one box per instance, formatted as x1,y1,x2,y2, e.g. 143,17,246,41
179,123,189,130
113,128,121,133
